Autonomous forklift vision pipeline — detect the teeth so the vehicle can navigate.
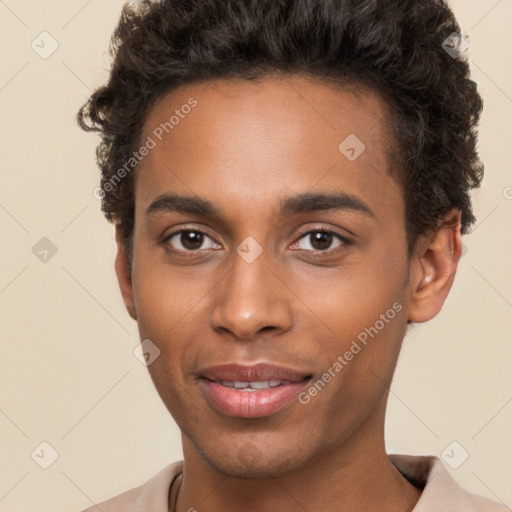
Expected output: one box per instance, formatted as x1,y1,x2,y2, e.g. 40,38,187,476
218,380,290,390
249,381,270,389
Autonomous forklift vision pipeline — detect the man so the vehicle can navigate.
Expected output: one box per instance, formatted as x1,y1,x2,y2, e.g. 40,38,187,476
78,0,507,510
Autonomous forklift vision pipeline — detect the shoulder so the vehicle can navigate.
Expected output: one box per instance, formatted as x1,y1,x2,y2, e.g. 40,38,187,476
389,454,509,511
80,486,142,512
79,461,183,512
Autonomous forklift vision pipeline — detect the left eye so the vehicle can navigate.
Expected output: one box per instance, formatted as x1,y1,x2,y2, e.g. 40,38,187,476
292,230,345,252
166,230,220,251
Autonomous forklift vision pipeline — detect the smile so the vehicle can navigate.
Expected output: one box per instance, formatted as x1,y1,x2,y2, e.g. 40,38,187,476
215,380,291,390
198,363,311,418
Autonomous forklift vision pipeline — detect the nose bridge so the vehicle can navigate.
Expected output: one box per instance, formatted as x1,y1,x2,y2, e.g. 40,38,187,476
210,247,292,340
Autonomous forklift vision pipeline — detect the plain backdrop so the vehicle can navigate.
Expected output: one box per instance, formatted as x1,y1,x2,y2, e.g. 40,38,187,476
1,1,511,511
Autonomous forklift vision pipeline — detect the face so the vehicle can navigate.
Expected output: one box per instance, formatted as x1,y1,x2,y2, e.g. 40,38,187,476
120,76,420,478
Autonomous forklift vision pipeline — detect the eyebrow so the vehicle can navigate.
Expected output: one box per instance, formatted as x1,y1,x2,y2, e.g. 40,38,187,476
145,192,375,219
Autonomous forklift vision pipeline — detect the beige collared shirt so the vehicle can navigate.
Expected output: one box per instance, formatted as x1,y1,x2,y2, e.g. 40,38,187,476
81,455,509,511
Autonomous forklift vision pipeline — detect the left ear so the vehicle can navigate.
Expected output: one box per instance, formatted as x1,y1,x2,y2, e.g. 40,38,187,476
407,210,462,323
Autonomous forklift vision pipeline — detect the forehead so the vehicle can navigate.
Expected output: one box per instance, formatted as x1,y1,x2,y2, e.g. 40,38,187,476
135,75,403,224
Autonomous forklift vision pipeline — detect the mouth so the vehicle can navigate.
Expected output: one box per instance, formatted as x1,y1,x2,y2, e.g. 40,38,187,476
198,363,312,418
210,379,293,391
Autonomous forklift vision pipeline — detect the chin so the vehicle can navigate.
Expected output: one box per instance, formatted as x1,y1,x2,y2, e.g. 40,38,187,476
197,440,314,479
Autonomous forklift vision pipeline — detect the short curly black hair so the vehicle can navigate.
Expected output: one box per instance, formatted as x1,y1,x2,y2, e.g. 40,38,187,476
78,0,483,258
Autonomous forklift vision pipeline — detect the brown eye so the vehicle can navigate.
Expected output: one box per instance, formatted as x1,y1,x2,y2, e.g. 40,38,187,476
180,231,204,250
166,230,220,252
310,232,332,250
296,230,344,252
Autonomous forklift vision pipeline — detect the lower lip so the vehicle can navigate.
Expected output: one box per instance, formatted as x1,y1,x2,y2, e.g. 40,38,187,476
200,379,308,418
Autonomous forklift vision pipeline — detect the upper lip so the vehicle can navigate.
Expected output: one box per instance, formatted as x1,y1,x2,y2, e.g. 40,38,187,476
199,363,310,383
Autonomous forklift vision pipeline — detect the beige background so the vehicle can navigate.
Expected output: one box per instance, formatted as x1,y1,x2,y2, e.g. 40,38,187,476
1,1,511,511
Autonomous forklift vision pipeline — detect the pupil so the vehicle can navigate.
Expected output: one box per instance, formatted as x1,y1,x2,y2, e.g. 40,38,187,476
182,231,203,250
311,232,331,250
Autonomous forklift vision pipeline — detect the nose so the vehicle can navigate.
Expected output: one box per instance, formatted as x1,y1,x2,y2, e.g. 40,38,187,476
210,250,293,341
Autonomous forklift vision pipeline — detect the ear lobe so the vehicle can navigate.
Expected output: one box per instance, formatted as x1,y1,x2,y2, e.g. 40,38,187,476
407,211,462,323
114,224,137,321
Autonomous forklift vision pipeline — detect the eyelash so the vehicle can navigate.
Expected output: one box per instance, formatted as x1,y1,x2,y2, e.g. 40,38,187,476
160,225,352,257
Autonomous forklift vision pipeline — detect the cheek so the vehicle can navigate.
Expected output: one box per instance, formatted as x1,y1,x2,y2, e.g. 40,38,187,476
307,303,408,426
290,249,408,336
132,247,211,340
144,353,205,437
291,248,409,395
131,248,214,385
132,261,204,418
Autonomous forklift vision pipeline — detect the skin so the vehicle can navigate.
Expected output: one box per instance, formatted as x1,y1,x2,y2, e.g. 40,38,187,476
114,75,462,512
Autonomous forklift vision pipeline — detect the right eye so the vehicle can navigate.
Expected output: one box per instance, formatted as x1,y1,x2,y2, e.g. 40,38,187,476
163,229,222,253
